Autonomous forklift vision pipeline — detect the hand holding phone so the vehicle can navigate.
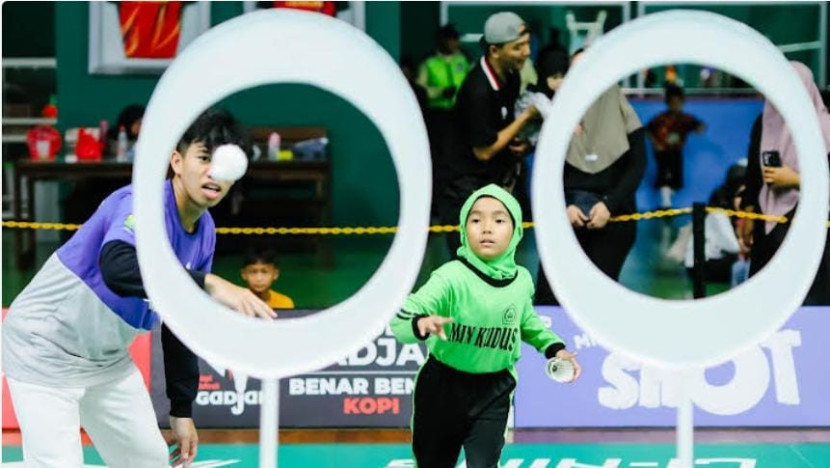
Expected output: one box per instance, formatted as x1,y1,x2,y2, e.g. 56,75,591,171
761,150,781,168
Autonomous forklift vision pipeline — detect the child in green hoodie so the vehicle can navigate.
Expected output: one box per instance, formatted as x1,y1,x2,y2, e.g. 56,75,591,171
392,184,581,467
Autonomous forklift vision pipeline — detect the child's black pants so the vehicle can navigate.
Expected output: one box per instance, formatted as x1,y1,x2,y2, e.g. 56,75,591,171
412,356,516,468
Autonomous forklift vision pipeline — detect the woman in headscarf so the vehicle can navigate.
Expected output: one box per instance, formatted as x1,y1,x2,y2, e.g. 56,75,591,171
739,61,830,305
536,49,647,305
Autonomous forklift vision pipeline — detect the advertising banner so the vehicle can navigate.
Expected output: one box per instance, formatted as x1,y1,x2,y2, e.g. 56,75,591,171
515,306,830,427
151,310,427,427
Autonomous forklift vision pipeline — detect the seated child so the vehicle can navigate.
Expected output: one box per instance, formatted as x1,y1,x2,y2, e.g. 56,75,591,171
241,247,294,309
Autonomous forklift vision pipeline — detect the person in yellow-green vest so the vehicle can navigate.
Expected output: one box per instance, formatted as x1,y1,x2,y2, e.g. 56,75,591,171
417,24,472,220
417,24,470,110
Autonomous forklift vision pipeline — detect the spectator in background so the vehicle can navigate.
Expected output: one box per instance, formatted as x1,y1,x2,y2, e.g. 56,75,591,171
417,24,470,110
536,27,567,70
535,49,646,305
513,48,570,218
647,85,705,209
417,24,471,219
515,48,570,147
682,163,746,284
738,61,830,305
107,104,145,152
439,12,539,257
729,162,751,287
240,246,295,310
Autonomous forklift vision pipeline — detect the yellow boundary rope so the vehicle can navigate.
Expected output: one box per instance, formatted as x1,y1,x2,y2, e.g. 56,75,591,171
3,208,828,235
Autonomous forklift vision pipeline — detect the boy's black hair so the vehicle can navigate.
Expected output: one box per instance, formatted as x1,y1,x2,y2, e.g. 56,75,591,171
177,108,249,155
242,246,278,268
665,84,685,103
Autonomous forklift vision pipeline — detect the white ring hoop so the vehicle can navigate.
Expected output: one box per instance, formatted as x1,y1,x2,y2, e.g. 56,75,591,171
134,10,431,378
533,10,828,368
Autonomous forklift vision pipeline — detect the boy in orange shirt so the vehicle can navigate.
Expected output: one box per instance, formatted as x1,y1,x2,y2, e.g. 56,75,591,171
241,247,294,309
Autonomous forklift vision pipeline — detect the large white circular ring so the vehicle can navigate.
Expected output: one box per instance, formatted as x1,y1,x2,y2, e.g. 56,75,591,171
533,10,828,369
134,10,430,378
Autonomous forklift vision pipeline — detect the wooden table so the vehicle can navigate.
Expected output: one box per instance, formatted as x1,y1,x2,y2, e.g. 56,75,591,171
13,159,331,268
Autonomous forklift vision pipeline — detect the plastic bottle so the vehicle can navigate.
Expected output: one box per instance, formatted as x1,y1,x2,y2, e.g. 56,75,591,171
116,125,128,162
267,132,281,161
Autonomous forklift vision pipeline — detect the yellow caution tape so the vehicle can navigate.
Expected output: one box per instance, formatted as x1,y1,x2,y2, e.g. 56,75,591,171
4,208,828,234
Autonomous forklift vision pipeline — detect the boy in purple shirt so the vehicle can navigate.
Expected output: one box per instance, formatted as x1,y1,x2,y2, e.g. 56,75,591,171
3,109,274,467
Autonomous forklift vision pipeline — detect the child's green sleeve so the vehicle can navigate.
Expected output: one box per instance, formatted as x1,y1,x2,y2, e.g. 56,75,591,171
520,301,564,355
391,272,452,343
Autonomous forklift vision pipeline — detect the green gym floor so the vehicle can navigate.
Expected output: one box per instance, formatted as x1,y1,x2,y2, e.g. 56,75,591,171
3,442,830,467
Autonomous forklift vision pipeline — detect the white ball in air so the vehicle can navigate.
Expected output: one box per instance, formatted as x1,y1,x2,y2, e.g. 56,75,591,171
210,144,248,182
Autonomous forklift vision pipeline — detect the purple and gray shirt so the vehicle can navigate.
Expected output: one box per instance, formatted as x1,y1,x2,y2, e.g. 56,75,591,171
3,180,215,389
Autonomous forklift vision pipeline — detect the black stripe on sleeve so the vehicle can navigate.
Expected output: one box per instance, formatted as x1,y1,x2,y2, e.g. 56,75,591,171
100,241,207,299
411,314,429,340
544,342,566,359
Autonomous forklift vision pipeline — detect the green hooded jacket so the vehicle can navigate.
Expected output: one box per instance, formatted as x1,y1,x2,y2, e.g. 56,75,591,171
391,185,564,375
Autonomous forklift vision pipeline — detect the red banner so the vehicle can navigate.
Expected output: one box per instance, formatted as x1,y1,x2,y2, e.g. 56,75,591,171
119,2,184,59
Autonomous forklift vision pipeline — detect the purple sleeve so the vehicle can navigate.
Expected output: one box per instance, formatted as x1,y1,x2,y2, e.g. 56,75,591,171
199,251,214,274
102,191,137,247
196,216,216,273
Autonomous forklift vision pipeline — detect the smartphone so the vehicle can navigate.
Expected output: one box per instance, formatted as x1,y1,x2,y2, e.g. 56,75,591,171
762,150,782,168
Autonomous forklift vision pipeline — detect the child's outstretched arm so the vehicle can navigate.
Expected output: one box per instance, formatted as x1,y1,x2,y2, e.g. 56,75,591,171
391,272,453,343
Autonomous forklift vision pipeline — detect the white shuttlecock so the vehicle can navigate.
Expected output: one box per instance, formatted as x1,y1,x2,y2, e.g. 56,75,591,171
210,144,248,182
545,357,575,383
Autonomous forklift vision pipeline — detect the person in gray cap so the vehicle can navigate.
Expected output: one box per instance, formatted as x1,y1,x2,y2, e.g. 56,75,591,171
438,11,540,258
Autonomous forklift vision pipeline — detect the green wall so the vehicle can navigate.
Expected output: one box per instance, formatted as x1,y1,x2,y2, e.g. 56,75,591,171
54,2,404,226
641,3,827,84
2,2,55,58
400,1,440,64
